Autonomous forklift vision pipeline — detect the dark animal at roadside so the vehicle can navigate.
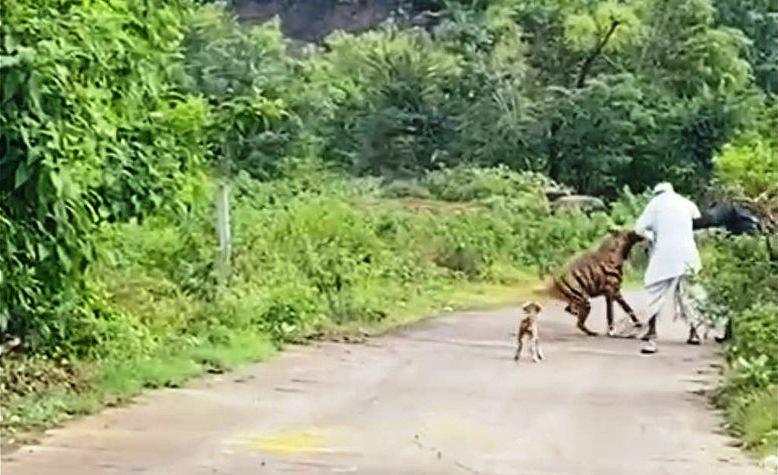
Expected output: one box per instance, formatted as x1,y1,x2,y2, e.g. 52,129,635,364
693,201,761,235
539,230,645,336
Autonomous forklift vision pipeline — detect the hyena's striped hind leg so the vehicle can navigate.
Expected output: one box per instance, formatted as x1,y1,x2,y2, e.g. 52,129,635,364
573,300,597,336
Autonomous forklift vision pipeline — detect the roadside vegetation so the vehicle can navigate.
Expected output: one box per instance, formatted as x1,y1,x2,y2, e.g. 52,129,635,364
1,0,775,456
700,108,778,458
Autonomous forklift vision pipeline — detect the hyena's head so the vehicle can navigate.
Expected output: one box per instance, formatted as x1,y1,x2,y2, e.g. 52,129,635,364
606,229,645,258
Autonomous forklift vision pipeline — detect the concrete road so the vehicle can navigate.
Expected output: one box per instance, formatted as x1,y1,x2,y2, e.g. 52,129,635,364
2,294,764,474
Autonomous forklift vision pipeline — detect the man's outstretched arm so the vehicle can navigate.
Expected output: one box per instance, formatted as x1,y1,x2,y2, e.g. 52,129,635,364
692,214,714,230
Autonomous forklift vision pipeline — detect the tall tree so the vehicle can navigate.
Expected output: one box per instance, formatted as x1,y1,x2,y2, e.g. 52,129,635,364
715,0,778,94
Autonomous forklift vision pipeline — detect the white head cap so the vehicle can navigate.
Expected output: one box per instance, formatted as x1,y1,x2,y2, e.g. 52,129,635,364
653,182,673,195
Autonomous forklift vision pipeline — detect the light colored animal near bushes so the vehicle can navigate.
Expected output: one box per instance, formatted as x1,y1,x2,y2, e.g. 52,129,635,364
551,195,606,214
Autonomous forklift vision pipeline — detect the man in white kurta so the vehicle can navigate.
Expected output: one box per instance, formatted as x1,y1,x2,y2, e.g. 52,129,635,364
634,182,703,354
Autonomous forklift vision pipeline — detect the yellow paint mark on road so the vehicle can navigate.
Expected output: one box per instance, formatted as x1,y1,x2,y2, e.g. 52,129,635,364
229,428,345,455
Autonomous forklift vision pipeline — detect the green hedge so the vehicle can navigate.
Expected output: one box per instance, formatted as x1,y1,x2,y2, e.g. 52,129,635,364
700,236,778,456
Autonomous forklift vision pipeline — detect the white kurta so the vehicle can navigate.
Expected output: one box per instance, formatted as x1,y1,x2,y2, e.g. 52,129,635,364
634,191,702,286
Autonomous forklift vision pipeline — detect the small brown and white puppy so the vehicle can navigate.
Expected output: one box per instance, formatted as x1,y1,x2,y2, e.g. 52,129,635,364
514,301,544,363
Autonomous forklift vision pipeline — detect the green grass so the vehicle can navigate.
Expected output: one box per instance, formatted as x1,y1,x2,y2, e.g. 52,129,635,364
738,390,778,457
719,386,778,459
1,333,277,446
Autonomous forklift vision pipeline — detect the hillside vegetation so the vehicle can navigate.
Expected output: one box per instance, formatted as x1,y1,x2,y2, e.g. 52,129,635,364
1,0,776,454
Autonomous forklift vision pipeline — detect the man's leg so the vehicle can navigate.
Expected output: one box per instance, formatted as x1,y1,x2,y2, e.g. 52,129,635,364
641,314,657,341
687,325,701,345
715,318,733,343
675,274,702,345
640,314,658,354
641,280,666,341
640,277,679,354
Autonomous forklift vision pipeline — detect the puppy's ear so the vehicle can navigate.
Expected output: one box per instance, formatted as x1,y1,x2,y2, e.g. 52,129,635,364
608,227,621,236
523,301,542,313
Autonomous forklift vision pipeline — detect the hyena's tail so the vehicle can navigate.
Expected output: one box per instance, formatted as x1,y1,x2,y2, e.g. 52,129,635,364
531,277,567,302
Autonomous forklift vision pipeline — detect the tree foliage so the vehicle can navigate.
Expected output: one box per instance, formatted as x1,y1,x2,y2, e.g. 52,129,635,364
1,0,205,348
280,0,759,196
715,0,778,94
0,0,772,356
181,6,297,179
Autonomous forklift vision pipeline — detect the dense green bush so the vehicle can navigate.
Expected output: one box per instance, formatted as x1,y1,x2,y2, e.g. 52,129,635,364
725,386,778,454
701,238,778,321
1,0,206,352
699,236,778,455
696,96,778,455
295,28,464,175
714,132,778,200
715,0,778,95
423,166,561,203
181,5,300,180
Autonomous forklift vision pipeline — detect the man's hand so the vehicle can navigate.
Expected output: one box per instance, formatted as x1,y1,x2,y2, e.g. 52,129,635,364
692,216,713,230
636,229,655,243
